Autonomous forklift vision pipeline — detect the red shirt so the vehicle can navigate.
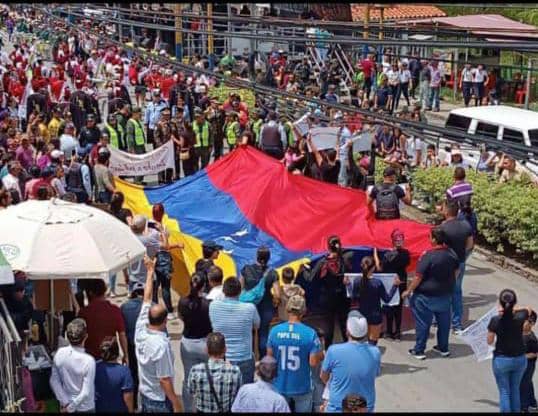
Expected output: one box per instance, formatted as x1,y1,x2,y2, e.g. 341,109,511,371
78,299,126,359
360,58,373,79
159,77,175,101
30,178,53,199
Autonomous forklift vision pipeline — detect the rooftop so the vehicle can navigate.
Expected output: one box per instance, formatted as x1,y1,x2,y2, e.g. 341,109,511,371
450,105,538,131
351,4,446,22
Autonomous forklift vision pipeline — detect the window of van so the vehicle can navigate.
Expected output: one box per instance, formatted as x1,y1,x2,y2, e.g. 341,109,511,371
446,114,472,131
529,129,538,147
503,128,524,144
476,122,499,139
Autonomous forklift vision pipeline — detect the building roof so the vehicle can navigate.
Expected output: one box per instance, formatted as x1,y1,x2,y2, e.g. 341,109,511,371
450,105,538,132
402,14,537,30
351,4,446,22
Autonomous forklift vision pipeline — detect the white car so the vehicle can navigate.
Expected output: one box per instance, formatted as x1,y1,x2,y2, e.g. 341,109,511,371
442,105,538,178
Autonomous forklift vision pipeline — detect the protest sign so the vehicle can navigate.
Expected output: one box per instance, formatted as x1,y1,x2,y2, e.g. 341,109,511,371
109,140,175,176
309,127,341,151
352,131,373,153
293,113,310,137
344,273,400,306
458,306,497,362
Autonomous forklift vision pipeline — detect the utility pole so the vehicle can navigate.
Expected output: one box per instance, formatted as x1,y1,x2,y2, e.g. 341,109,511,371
227,3,232,55
453,48,459,101
174,3,182,61
363,4,370,59
207,3,214,55
524,58,532,109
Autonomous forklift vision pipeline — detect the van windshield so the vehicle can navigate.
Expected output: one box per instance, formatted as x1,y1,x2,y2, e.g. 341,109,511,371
529,129,538,147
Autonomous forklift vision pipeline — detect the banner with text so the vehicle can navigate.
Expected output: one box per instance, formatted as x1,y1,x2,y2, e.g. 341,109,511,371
458,306,497,362
345,273,400,306
109,141,175,177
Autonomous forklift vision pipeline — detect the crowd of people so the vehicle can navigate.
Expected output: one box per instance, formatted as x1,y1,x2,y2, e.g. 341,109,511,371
0,5,536,414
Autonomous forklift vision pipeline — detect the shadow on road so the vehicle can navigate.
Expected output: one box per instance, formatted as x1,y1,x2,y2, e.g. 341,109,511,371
465,265,496,276
380,361,427,376
473,398,498,409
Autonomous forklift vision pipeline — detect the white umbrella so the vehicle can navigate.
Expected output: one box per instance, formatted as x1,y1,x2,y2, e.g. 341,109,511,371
0,199,146,279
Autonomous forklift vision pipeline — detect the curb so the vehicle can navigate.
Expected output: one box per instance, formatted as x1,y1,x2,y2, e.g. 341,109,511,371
401,205,538,283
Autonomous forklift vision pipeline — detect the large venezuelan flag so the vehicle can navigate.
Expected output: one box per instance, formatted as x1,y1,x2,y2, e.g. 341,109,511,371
116,146,432,296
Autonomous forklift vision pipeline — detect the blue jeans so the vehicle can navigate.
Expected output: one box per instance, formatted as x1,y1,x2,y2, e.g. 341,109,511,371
180,337,208,412
108,273,117,294
492,354,527,412
284,391,313,413
256,301,275,358
98,190,112,204
411,293,451,353
230,357,255,385
521,358,537,411
141,395,172,413
338,157,349,187
451,262,466,330
428,86,440,110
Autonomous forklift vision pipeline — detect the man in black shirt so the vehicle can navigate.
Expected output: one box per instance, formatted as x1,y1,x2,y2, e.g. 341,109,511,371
194,240,223,294
403,227,460,360
439,201,474,335
367,167,411,219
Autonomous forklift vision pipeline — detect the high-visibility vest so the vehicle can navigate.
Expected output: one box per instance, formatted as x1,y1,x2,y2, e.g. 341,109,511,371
252,119,263,143
285,121,294,146
226,121,239,145
193,121,210,148
106,123,124,149
128,118,145,146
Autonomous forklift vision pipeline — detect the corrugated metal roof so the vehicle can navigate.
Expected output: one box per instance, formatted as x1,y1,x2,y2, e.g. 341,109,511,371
402,14,537,30
351,4,446,22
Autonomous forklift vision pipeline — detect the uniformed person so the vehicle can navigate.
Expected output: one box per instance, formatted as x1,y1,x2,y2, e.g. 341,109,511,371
104,113,126,151
205,97,225,161
154,107,176,184
126,106,146,183
251,108,264,146
192,109,213,172
78,114,101,156
223,111,240,153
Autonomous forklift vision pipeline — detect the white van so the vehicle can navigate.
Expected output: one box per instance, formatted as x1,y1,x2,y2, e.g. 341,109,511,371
443,106,538,177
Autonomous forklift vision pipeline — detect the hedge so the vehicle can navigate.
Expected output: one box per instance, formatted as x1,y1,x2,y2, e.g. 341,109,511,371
410,167,538,260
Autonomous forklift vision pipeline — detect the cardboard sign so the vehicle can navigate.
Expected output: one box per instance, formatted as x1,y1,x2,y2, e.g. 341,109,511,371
458,306,498,362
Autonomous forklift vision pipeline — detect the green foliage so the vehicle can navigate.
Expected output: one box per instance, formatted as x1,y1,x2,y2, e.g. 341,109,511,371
440,6,538,26
411,167,538,259
208,84,256,110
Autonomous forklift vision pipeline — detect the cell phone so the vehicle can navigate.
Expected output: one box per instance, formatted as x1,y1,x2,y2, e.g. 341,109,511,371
147,221,158,230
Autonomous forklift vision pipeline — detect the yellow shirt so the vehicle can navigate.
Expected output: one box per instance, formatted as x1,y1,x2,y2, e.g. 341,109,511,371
48,117,62,141
38,123,50,143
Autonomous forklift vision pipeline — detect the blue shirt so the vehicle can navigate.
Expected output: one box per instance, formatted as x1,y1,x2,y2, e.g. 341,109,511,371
209,298,261,362
144,100,168,130
321,342,381,412
94,361,134,413
231,380,290,413
267,322,321,396
120,297,143,344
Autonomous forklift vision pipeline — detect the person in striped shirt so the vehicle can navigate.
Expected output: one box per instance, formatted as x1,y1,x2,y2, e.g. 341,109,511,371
209,277,260,385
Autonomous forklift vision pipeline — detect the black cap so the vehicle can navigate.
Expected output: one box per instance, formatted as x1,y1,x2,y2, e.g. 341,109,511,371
202,240,223,251
383,167,397,177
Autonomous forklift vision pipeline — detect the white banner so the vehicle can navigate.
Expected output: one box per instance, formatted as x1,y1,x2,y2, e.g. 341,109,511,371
345,273,400,306
309,127,341,151
109,141,175,176
458,306,497,362
351,131,373,153
293,113,311,137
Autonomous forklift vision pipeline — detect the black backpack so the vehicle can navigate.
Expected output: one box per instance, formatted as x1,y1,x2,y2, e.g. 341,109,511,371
375,184,400,220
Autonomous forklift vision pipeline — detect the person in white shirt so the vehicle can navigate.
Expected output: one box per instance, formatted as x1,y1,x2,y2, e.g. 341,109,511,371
49,318,96,413
60,123,80,159
206,265,225,302
471,64,489,106
395,61,411,112
459,63,474,107
386,63,400,114
1,161,22,203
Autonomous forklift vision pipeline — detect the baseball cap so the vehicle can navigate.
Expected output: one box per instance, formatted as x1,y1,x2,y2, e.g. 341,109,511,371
131,282,145,294
66,318,87,344
202,240,223,251
333,111,343,120
152,89,161,97
51,149,64,159
346,313,368,338
383,166,397,177
257,355,277,380
98,147,110,156
286,295,306,315
132,106,142,114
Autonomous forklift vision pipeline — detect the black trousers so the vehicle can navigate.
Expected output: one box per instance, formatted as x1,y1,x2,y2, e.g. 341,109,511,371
324,296,351,348
462,81,473,107
128,342,139,410
395,82,410,110
521,358,537,411
410,77,419,98
213,138,224,161
152,270,173,313
193,147,211,171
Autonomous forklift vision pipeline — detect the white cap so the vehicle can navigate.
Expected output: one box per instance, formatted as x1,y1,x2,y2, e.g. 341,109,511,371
346,311,368,338
51,149,64,159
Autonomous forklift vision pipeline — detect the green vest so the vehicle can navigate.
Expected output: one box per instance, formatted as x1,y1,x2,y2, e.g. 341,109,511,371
285,121,294,146
226,121,239,145
193,121,210,148
252,119,263,143
128,119,145,146
106,123,124,149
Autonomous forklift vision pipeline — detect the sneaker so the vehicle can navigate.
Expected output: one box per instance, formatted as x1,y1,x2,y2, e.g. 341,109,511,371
453,328,464,336
408,349,426,360
393,332,401,342
432,345,450,357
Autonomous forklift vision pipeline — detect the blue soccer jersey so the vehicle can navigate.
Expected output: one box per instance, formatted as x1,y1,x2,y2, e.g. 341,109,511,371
267,321,322,396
